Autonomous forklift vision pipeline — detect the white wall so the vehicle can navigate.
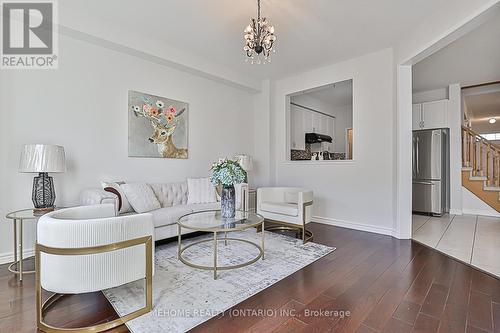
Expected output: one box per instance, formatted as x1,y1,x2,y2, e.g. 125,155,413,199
290,95,352,153
449,84,463,215
269,48,396,235
462,188,500,217
0,34,256,263
252,79,272,188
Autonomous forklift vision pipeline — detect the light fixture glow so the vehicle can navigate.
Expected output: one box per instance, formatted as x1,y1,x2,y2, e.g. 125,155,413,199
489,118,497,124
243,0,276,64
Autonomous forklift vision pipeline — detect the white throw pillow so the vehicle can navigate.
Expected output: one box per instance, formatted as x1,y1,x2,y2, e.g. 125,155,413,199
101,181,134,214
187,178,217,204
121,183,161,213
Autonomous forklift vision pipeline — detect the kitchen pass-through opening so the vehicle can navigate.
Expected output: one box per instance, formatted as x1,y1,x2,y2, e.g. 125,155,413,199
287,79,353,161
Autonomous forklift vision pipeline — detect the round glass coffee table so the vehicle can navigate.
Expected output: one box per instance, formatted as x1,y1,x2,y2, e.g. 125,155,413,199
177,210,265,279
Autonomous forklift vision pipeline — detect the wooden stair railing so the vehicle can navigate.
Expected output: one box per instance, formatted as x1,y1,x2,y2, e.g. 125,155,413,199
462,126,500,212
462,126,500,187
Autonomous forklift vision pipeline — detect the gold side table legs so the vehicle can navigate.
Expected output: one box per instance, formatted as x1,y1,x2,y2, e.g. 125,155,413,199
261,220,265,260
8,218,35,282
13,218,17,269
213,232,218,279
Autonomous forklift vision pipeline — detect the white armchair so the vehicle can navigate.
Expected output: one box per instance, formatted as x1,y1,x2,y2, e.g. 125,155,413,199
257,187,314,243
36,204,154,333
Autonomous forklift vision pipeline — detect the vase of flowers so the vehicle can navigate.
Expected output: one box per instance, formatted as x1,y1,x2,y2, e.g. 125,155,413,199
210,158,247,218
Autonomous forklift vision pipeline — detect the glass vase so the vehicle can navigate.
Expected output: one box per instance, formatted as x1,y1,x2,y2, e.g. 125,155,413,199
221,185,236,218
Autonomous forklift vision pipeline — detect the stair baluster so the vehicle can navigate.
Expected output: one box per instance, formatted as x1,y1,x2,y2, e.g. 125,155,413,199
497,153,500,187
486,146,491,186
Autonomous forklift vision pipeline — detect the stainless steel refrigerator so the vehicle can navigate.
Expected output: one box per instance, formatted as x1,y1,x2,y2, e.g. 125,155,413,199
412,128,450,216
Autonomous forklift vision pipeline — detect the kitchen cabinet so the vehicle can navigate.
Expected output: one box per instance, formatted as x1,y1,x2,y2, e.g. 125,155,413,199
312,113,322,133
412,99,448,130
304,110,314,133
290,105,305,150
290,106,336,151
412,104,422,129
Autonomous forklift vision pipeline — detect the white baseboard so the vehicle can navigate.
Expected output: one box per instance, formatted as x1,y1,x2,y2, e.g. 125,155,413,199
312,216,396,237
0,248,35,265
462,208,500,217
450,209,463,215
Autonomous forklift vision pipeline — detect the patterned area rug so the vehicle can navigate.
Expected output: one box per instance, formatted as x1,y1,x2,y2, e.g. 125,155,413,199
103,230,335,333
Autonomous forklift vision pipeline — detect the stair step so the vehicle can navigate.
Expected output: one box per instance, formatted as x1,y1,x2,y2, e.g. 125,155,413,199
470,176,487,181
462,167,473,171
462,171,500,212
483,186,500,192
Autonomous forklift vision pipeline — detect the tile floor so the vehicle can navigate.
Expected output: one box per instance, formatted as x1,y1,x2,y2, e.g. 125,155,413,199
412,213,500,278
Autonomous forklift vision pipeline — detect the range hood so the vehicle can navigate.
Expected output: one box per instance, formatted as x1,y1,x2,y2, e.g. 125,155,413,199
305,133,333,144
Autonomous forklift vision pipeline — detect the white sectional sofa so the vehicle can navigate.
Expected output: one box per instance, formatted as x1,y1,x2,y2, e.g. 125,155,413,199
80,181,248,241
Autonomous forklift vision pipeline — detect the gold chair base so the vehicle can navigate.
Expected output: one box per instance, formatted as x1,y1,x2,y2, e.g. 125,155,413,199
36,236,153,333
38,291,151,333
264,224,313,244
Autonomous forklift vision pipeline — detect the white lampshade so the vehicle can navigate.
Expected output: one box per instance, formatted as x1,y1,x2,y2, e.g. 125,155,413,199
19,144,66,173
237,154,253,171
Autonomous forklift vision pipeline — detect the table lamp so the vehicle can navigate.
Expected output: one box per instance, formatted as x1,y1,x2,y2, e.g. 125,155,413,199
19,144,66,212
236,154,253,184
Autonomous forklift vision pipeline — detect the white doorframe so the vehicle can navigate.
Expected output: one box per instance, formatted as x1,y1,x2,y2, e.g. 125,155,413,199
395,65,413,239
394,1,500,239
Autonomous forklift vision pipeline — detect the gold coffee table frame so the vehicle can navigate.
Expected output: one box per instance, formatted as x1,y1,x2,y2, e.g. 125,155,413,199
177,210,265,279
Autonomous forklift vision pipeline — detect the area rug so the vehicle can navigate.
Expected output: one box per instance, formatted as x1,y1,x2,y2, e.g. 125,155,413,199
103,230,335,333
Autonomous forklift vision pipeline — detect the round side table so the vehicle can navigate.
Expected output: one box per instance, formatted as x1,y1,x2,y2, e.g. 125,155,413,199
5,209,45,281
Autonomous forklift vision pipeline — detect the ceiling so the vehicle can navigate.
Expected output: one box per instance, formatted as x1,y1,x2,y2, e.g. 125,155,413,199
412,10,500,92
59,0,456,80
467,90,500,133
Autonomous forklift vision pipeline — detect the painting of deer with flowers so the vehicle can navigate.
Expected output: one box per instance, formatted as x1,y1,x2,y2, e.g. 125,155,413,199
128,90,188,158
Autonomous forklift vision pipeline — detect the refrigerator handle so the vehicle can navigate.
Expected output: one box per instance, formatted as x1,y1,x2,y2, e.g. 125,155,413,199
413,180,435,185
416,136,420,175
412,137,416,177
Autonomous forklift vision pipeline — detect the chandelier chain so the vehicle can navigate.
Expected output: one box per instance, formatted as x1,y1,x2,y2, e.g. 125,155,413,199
257,0,261,23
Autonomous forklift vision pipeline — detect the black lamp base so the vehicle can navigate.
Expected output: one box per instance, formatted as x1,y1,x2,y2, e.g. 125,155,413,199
32,172,56,210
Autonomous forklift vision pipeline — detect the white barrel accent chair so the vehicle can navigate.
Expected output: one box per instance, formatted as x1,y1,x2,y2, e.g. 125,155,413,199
36,204,154,333
256,187,314,243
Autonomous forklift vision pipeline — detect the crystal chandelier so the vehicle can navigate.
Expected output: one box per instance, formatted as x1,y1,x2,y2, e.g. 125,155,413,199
243,0,276,64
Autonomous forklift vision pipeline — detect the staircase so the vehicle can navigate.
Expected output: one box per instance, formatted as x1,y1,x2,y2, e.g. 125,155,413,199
462,126,500,212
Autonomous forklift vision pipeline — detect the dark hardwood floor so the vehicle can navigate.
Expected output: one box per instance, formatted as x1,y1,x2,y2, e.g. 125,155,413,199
1,223,499,333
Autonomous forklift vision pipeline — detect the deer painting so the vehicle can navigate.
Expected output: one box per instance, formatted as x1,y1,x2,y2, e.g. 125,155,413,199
129,91,188,159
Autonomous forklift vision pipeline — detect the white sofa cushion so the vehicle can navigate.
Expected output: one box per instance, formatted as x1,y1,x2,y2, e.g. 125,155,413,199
149,206,192,228
187,178,217,204
260,201,299,217
150,202,221,228
121,183,161,213
101,181,134,214
187,202,220,213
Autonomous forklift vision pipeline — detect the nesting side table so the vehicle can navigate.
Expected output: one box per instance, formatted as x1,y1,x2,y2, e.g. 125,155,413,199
5,209,43,282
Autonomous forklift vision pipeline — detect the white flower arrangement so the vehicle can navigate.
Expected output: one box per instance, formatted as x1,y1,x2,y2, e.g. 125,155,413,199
210,158,246,187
